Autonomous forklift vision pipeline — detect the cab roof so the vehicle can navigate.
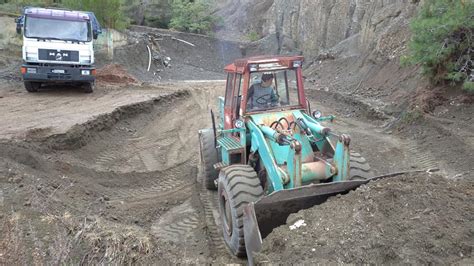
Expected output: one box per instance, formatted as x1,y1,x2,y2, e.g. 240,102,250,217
25,7,90,22
224,55,304,74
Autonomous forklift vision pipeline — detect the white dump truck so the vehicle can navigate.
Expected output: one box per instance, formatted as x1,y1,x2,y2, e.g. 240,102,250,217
16,7,101,93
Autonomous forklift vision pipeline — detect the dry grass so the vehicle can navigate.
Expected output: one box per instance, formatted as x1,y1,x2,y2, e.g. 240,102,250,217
80,218,153,264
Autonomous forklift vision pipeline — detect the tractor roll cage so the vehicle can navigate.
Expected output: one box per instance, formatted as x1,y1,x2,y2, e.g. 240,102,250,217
223,56,307,129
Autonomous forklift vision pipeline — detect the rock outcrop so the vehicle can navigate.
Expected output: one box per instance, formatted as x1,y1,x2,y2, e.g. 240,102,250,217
216,0,421,58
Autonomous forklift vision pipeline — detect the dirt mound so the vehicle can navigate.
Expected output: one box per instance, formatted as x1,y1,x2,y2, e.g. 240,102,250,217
410,86,447,113
257,173,473,264
96,64,140,84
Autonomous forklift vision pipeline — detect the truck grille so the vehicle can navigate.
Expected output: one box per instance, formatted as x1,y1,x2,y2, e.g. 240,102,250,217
47,73,72,80
39,49,79,62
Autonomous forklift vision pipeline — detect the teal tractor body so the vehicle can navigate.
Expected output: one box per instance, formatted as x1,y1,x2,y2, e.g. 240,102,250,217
198,56,373,261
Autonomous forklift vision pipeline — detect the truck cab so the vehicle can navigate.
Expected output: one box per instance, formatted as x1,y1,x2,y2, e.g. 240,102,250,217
17,7,100,93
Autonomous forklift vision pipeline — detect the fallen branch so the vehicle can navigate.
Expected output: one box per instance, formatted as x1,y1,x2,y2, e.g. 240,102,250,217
146,45,152,72
171,37,196,47
372,168,440,181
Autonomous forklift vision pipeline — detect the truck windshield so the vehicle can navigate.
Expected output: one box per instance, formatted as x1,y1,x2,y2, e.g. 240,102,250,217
25,17,91,42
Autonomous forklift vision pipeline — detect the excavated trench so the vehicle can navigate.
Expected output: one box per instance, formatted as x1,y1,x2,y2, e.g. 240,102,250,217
0,84,471,264
0,86,243,264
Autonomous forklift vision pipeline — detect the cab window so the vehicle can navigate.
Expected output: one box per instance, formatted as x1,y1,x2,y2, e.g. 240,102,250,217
224,73,235,107
233,74,243,117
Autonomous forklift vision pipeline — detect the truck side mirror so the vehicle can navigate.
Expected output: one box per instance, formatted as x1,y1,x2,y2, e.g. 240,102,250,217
93,30,98,40
15,16,23,35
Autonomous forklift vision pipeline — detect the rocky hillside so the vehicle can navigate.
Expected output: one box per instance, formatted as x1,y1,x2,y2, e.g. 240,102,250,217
217,0,420,59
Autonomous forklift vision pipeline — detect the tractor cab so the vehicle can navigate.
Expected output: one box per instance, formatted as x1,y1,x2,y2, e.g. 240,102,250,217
222,56,307,128
217,56,310,167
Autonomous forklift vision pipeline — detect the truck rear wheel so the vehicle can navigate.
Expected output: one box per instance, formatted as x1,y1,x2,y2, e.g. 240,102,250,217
24,81,40,92
83,82,94,93
198,129,219,190
218,165,263,257
349,152,374,180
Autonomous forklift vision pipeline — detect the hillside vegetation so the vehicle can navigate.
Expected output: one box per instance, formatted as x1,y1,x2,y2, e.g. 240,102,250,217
0,0,220,33
403,0,474,91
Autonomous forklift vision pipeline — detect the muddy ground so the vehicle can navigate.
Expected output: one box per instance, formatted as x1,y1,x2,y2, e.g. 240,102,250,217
0,77,472,264
0,15,473,264
257,172,473,264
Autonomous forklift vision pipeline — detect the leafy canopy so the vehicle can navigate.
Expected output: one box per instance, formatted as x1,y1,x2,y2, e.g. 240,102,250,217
169,0,218,34
402,0,473,91
62,0,129,30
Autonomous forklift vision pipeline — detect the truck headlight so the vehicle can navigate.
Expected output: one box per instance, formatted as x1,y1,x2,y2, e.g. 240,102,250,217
26,52,38,61
80,55,91,64
81,70,91,75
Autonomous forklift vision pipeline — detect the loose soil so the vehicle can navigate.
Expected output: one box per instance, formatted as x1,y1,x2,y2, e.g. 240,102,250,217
0,81,240,264
0,79,471,264
0,13,472,265
96,64,139,85
257,172,473,264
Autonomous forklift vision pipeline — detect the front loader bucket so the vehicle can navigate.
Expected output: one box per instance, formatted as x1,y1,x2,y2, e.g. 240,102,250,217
243,179,370,264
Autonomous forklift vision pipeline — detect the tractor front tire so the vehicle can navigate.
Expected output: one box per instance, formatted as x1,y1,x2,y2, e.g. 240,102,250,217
83,81,94,93
218,165,264,257
349,152,374,180
24,81,40,92
199,129,219,190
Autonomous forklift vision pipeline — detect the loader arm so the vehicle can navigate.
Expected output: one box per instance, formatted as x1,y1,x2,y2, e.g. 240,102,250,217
247,120,286,191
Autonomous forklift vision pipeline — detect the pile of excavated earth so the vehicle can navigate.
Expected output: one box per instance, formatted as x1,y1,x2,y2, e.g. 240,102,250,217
257,172,473,264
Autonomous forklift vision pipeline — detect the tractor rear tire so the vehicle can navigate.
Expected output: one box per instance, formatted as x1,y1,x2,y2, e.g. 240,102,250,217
24,81,40,92
218,165,264,257
349,152,374,180
199,129,219,190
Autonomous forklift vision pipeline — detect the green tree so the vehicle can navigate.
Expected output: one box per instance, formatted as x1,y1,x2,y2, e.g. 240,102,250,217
402,0,474,91
169,0,218,34
62,0,129,30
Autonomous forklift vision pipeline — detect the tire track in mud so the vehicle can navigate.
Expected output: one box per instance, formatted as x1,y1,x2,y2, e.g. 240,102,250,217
1,84,232,263
151,199,201,242
108,165,194,202
189,88,242,261
405,144,439,170
81,86,232,261
195,168,236,260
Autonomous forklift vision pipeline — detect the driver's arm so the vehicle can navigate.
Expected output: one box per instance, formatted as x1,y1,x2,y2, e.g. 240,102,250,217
247,85,255,109
270,87,279,103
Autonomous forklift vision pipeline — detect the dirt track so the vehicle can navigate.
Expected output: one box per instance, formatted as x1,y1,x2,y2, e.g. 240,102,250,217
0,77,472,264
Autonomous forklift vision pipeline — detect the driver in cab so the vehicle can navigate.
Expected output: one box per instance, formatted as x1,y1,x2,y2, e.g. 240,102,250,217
247,73,279,110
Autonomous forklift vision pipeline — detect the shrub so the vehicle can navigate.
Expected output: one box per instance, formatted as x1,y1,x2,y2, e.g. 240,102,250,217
402,0,473,90
247,31,260,42
62,0,129,30
169,0,219,34
463,81,474,92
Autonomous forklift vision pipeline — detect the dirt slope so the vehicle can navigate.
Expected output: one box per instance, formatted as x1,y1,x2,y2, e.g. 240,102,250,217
0,83,241,264
257,172,473,264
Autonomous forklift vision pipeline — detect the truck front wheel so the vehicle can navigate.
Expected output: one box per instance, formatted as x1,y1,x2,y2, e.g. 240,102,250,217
24,81,41,92
83,82,95,93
